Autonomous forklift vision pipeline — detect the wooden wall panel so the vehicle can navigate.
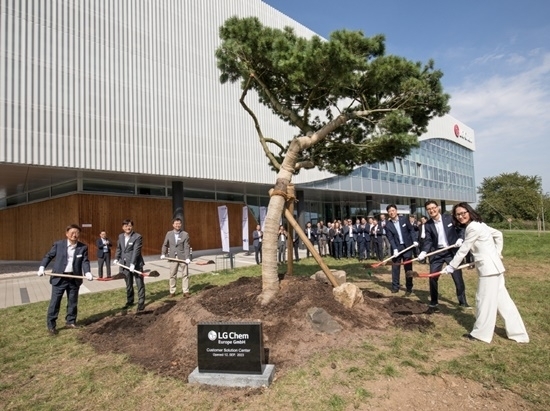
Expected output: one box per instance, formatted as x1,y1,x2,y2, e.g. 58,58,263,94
0,194,260,261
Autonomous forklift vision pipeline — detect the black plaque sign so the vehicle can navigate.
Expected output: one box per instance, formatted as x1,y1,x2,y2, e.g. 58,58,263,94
197,322,264,374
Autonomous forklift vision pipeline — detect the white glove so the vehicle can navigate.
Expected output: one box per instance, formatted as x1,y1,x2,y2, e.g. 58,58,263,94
160,254,166,259
417,251,427,261
185,259,191,265
85,272,93,281
37,266,45,276
413,241,419,247
454,238,464,248
129,264,135,272
113,260,119,265
393,249,399,258
443,265,454,274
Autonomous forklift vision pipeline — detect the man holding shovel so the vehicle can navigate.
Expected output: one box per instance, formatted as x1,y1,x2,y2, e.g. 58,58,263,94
419,200,469,313
160,217,191,297
384,204,418,295
37,224,93,335
114,219,146,311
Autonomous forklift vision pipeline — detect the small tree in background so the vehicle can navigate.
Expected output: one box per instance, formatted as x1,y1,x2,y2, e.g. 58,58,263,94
216,17,450,304
477,172,545,227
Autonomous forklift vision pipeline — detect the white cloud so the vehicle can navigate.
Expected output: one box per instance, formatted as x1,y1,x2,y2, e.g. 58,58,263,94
448,50,550,192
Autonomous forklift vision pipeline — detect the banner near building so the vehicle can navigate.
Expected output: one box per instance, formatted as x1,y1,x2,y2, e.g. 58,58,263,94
218,205,230,252
242,206,249,251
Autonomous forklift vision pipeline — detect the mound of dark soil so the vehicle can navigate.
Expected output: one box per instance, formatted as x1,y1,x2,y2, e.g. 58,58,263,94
80,276,433,380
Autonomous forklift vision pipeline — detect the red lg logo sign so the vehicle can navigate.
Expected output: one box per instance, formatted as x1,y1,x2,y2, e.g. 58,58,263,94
454,124,460,137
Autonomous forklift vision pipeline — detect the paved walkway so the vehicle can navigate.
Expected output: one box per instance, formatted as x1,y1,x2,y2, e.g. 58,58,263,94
0,248,292,309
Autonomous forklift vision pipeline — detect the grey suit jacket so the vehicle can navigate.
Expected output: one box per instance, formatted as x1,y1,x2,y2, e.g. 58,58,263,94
450,222,505,276
161,230,190,259
115,231,144,270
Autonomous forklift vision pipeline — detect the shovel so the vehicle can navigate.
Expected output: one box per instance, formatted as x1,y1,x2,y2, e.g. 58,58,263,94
370,243,417,268
46,272,93,280
406,262,474,278
164,257,215,265
115,262,160,277
391,245,455,266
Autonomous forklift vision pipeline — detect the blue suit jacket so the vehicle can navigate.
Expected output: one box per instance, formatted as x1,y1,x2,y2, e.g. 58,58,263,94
96,237,112,258
385,217,416,251
40,240,91,285
422,214,463,252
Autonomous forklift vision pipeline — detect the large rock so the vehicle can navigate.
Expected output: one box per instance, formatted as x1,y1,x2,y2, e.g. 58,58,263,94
310,269,347,285
333,282,364,308
306,307,342,334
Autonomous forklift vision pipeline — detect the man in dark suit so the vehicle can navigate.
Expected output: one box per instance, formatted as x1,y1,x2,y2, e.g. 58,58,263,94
343,219,354,258
114,219,145,311
419,200,469,312
384,204,418,295
96,230,112,278
37,224,93,335
304,221,317,258
252,224,263,264
161,217,191,297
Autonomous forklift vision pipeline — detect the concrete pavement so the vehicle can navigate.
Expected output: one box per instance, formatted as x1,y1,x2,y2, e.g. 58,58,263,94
0,248,279,309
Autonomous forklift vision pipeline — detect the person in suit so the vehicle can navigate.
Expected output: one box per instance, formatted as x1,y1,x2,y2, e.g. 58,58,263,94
114,219,146,311
277,225,288,263
37,224,93,335
252,224,263,264
379,213,391,258
384,205,418,294
355,218,366,261
304,221,317,258
317,221,328,257
418,200,469,312
343,219,355,258
96,230,112,278
370,218,383,261
160,217,191,297
292,230,301,262
443,202,529,344
331,220,343,259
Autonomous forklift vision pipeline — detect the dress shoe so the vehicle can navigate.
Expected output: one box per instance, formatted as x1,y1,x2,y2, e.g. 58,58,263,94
426,304,440,314
404,290,413,297
459,303,473,310
65,323,78,329
391,289,399,294
48,328,58,336
169,293,175,297
462,333,478,341
183,292,190,298
137,304,145,312
122,303,135,309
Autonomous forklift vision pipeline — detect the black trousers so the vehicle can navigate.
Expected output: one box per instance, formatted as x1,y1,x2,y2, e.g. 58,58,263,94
98,253,111,278
47,278,80,329
429,251,467,306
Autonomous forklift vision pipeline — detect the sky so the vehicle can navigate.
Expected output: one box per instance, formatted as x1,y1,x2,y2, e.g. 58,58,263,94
263,0,550,194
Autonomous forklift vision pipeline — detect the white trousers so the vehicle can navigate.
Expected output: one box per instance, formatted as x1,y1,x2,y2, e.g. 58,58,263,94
471,273,529,343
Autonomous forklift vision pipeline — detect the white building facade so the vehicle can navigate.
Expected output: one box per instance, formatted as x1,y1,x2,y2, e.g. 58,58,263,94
0,0,476,221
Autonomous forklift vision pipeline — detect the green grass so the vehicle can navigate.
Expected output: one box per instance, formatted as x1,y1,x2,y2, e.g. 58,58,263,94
1,231,550,410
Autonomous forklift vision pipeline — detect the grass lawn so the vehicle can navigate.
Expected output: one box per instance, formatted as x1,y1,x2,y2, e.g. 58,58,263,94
1,231,549,410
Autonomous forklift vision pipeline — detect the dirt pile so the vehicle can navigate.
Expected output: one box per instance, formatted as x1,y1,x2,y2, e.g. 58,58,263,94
81,276,432,380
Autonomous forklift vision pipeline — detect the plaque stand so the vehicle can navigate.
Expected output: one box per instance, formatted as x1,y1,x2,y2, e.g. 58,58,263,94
188,364,275,388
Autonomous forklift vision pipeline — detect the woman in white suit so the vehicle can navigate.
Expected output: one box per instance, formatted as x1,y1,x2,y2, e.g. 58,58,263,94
443,202,529,343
